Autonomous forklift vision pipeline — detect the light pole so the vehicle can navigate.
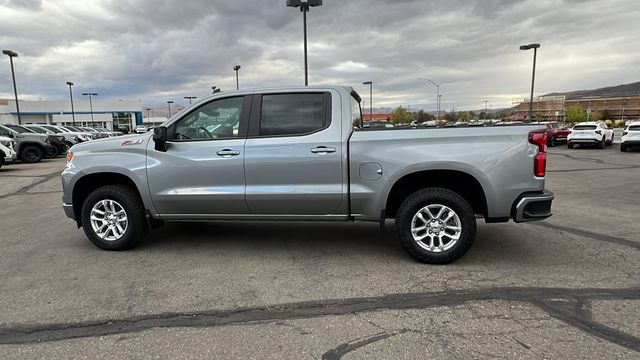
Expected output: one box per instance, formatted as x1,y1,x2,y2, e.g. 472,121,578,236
286,0,323,86
146,107,151,124
417,78,451,121
81,92,98,127
484,100,488,119
167,100,174,118
184,96,197,105
233,65,241,90
3,50,21,124
438,95,443,120
363,81,372,121
519,43,540,123
66,81,76,125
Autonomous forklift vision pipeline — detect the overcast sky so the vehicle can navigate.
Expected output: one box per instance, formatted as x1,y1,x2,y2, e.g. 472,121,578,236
1,0,639,111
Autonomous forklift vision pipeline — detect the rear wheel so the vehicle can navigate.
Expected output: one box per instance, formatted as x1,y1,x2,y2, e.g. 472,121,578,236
598,137,605,149
81,185,148,250
44,145,58,158
606,135,613,146
396,188,476,264
568,142,574,149
20,146,43,163
621,144,627,152
549,136,557,147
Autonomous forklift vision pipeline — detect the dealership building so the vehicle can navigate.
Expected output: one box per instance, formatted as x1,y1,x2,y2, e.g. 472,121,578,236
0,99,144,132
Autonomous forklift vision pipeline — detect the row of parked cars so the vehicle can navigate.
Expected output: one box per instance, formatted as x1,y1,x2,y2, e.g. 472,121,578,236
542,120,640,151
0,123,122,168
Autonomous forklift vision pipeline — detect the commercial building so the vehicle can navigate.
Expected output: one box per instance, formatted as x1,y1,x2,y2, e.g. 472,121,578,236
0,99,143,132
513,95,640,122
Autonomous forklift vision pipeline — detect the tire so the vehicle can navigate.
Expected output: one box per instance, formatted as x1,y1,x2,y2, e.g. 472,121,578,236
20,146,44,163
549,136,556,147
598,137,605,149
80,185,148,250
44,145,59,158
621,144,627,152
568,142,574,149
606,135,613,146
396,188,476,264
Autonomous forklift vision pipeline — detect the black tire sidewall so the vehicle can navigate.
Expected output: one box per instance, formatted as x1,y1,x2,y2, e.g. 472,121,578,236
396,188,477,264
21,146,43,163
80,185,147,250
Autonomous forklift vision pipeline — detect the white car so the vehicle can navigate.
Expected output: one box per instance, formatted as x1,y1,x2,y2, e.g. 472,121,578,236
567,121,614,149
620,121,640,152
0,135,17,169
134,126,149,134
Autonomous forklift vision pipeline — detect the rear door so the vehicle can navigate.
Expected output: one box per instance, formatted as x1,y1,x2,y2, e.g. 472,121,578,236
147,95,251,215
244,91,344,215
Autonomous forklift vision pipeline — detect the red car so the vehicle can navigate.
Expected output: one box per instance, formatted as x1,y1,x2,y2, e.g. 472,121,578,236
543,122,571,147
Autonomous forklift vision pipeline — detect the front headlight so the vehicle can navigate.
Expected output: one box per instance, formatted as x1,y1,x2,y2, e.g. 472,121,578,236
42,136,50,143
0,140,9,146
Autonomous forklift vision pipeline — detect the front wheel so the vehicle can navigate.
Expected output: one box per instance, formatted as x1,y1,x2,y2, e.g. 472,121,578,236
21,146,43,163
396,188,476,264
44,145,59,158
80,185,148,250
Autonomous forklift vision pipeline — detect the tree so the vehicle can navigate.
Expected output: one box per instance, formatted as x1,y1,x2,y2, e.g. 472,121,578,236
458,111,473,122
414,110,433,123
600,109,613,121
565,105,586,123
390,106,412,124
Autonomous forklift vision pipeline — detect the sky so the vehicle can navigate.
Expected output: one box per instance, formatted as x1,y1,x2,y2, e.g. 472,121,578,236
0,0,639,112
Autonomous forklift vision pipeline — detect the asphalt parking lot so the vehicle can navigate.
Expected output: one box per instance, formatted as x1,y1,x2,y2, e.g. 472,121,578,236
0,145,639,359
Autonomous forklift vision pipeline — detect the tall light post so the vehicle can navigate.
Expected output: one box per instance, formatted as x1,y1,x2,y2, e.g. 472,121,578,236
184,96,197,105
286,0,323,86
362,81,372,121
484,100,488,119
519,43,540,123
3,50,21,124
66,81,76,125
146,107,152,124
417,77,451,121
167,100,174,118
233,65,241,90
438,95,443,120
81,92,98,127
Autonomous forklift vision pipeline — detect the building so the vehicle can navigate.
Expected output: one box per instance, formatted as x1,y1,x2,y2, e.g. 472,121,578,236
0,99,144,132
513,94,640,122
363,113,391,122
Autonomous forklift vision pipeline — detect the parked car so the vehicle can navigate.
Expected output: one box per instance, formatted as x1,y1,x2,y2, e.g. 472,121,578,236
38,124,89,144
25,124,81,149
620,121,640,152
60,125,96,141
62,86,553,264
3,124,67,157
0,135,18,169
0,124,56,163
567,121,614,149
95,128,123,137
363,121,394,129
134,126,149,133
542,122,570,147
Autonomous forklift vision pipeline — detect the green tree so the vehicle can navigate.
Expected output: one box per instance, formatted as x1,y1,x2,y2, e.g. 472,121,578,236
458,111,473,122
600,109,613,121
565,105,586,123
390,106,412,124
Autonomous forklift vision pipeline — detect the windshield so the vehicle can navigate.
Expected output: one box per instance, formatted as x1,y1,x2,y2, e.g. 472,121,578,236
41,125,63,133
27,126,48,134
4,124,35,134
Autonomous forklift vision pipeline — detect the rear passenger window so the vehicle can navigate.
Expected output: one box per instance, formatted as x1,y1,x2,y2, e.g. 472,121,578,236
260,93,327,136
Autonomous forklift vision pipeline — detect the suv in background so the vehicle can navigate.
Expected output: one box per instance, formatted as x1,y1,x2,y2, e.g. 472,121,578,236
4,124,67,157
26,124,80,150
567,122,614,149
542,122,570,147
621,121,640,152
0,124,55,163
0,135,17,169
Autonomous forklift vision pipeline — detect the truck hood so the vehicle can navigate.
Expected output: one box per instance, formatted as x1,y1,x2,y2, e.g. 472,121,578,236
70,133,151,153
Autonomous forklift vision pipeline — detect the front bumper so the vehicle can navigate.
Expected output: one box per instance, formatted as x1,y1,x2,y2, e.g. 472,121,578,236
63,203,75,220
513,190,554,223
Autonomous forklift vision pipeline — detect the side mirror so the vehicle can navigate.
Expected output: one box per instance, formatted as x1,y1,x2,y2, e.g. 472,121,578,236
153,126,168,152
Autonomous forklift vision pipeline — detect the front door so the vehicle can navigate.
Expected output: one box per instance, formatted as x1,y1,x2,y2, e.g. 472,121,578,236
244,92,344,215
147,95,251,215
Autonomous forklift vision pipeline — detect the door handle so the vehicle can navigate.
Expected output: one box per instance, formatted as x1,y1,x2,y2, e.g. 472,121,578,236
310,146,336,154
216,149,240,156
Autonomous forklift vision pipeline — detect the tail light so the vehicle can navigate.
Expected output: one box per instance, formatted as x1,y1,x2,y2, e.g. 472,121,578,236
595,130,602,135
529,131,548,178
623,131,628,136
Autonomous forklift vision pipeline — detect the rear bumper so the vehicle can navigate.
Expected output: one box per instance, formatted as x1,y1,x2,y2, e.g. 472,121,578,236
513,190,554,223
567,138,600,143
621,140,640,146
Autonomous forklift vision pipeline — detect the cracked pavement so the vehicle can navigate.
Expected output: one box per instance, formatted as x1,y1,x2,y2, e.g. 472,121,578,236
0,145,639,359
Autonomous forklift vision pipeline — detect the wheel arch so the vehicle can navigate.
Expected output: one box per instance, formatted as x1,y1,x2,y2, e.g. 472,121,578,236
384,169,489,220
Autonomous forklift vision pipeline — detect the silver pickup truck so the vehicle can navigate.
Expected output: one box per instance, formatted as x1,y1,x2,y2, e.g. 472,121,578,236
62,86,553,263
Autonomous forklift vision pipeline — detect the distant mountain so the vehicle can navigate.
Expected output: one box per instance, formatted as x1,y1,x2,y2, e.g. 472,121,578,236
543,81,640,100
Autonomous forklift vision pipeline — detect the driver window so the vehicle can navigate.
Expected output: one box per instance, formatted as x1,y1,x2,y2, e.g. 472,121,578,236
172,97,243,140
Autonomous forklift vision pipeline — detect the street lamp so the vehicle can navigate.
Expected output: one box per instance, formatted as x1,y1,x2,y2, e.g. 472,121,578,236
66,81,76,125
81,92,98,127
233,65,241,90
184,96,197,105
417,78,451,121
146,107,152,124
362,81,372,121
3,49,21,124
519,43,541,123
167,100,174,118
286,0,323,86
